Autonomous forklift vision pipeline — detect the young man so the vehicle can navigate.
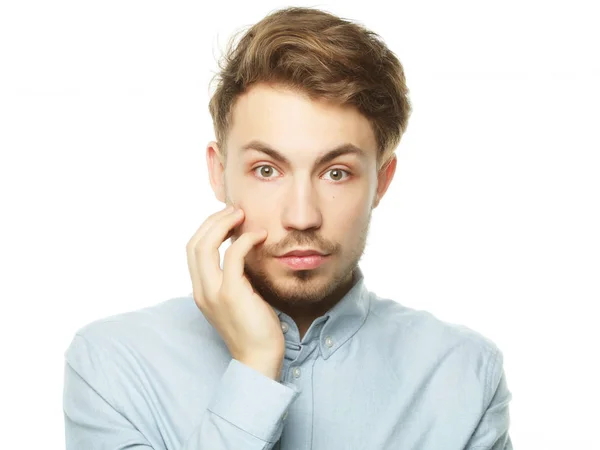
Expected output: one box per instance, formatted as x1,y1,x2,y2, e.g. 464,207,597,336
63,7,512,449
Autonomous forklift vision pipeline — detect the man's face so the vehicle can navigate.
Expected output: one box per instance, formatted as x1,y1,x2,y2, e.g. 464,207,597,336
207,82,395,311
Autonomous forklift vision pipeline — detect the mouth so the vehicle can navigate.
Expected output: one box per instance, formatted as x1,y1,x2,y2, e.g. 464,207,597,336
276,254,330,270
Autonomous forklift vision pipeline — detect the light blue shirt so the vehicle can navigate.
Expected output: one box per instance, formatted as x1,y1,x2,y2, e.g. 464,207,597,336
63,266,512,449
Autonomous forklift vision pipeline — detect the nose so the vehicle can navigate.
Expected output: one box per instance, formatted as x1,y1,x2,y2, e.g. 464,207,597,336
281,178,322,232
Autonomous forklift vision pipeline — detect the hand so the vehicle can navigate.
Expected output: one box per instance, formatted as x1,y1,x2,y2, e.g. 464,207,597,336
186,205,285,380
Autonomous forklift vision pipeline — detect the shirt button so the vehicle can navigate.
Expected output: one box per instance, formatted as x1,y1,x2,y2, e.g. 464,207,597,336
325,336,334,348
292,367,301,378
281,321,289,334
282,411,288,420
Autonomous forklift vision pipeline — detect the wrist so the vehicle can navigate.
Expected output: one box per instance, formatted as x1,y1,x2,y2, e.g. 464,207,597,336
239,356,283,381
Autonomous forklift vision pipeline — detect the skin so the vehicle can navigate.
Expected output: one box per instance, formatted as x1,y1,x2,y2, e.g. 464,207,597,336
187,205,285,379
205,82,397,341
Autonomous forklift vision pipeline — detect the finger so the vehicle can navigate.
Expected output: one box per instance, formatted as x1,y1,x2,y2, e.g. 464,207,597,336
186,204,234,250
186,205,233,300
186,205,231,275
222,229,268,287
197,208,248,297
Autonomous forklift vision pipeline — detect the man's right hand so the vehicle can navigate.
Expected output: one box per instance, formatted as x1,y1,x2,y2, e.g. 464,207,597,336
185,205,285,380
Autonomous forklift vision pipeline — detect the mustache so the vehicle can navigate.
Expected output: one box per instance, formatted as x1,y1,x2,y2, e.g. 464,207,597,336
258,231,337,257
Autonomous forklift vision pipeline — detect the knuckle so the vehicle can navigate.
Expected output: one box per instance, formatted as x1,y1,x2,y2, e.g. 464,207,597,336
192,239,205,255
193,292,206,308
202,290,216,306
223,240,241,260
218,285,232,302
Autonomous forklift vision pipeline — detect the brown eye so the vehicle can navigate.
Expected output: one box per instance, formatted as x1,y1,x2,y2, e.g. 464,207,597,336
254,165,280,179
324,168,350,182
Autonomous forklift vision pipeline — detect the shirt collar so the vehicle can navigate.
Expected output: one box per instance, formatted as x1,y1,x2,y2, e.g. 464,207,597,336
272,265,371,360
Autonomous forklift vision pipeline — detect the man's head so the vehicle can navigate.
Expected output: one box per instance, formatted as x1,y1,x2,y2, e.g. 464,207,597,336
205,7,411,315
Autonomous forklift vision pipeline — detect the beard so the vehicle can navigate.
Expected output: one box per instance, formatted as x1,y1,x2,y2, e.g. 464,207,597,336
242,212,371,315
224,181,376,316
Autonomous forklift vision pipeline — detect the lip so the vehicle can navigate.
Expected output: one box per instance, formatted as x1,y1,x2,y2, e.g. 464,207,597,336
280,249,328,257
276,254,330,270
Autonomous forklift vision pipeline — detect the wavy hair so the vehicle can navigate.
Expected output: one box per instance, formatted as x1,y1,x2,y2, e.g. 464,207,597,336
208,6,412,170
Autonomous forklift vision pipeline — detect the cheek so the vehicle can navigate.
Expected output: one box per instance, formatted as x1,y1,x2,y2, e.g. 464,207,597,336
232,203,267,236
328,194,370,234
329,188,369,213
338,213,365,239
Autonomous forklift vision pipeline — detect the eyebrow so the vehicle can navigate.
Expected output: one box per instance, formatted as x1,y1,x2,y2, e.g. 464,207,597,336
240,139,368,167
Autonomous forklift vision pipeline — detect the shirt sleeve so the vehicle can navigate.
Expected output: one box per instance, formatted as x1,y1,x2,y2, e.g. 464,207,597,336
63,333,300,450
464,347,513,450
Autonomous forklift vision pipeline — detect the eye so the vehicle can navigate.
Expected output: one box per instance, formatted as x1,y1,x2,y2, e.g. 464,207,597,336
253,165,281,179
323,168,350,182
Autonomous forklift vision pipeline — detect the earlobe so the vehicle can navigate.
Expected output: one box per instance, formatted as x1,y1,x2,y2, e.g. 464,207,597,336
206,141,226,203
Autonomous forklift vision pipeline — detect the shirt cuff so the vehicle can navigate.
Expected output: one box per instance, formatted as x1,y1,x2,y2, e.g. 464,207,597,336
207,358,301,443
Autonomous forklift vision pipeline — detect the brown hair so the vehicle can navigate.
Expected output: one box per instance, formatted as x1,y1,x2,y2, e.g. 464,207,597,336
208,6,412,171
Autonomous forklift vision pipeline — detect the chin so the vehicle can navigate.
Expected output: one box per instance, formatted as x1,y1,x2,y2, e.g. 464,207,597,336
245,255,353,308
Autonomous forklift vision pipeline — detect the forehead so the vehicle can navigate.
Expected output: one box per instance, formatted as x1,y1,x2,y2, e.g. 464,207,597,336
227,83,377,160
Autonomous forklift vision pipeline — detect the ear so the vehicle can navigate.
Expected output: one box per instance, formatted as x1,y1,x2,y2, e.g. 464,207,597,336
373,155,397,209
206,141,227,203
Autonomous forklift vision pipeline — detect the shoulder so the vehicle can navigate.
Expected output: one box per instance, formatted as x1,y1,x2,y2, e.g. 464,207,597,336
366,293,504,396
64,294,215,366
368,293,501,357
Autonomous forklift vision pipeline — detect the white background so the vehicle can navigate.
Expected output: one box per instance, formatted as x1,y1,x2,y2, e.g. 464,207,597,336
1,0,598,448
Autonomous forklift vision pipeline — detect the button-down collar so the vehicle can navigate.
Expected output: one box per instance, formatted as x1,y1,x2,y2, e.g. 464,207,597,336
272,265,370,360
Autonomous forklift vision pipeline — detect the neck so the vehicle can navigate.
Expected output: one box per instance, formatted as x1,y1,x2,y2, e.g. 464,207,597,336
279,269,356,340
